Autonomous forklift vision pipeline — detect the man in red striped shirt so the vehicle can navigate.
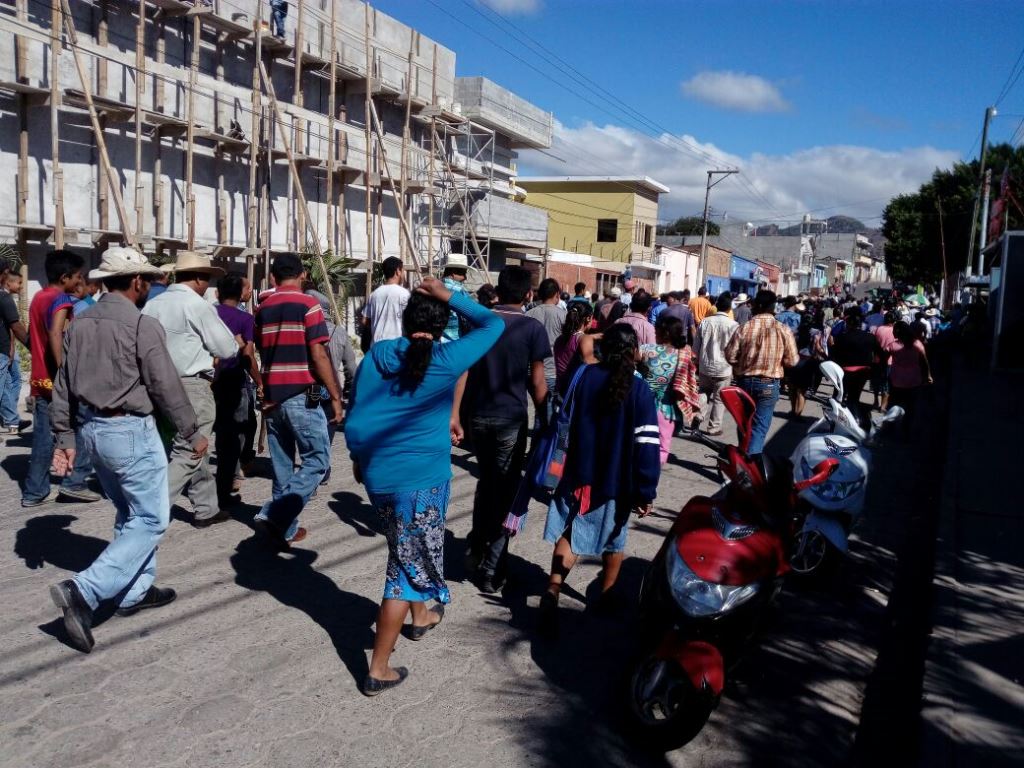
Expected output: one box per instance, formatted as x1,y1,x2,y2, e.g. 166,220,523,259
252,254,342,547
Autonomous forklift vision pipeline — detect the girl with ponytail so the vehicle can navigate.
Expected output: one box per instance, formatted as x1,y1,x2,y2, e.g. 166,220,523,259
344,275,503,696
552,301,595,393
539,323,662,633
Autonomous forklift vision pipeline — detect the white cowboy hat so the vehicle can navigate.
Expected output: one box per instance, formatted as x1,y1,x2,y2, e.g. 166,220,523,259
443,253,469,271
733,293,749,304
610,286,622,298
89,246,164,280
924,307,939,317
161,250,225,277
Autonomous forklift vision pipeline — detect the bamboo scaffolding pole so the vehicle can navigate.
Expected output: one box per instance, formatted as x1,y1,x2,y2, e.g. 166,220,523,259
292,0,305,250
326,0,337,257
368,100,421,275
363,1,372,304
247,0,264,284
257,59,340,325
58,0,136,248
185,13,200,248
15,0,28,263
134,1,145,236
154,15,165,239
96,1,109,231
427,43,437,271
398,30,413,263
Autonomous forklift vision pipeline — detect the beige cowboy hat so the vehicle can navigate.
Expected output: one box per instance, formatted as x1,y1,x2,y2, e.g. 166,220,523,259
89,246,164,280
161,250,225,277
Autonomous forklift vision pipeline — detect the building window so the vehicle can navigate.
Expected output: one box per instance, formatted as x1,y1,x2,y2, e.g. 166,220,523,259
643,224,653,247
597,218,617,242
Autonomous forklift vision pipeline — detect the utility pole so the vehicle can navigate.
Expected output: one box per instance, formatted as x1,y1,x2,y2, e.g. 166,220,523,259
966,106,996,278
978,168,993,275
937,196,948,309
699,169,738,289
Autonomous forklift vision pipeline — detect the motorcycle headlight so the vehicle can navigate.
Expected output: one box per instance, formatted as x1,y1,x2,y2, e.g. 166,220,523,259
800,457,864,501
665,546,760,618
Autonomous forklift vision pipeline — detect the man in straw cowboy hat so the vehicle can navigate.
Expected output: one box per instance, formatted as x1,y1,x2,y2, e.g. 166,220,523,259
49,246,208,652
143,251,238,527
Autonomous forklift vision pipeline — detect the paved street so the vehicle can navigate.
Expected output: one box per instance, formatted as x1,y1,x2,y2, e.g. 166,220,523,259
0,388,924,768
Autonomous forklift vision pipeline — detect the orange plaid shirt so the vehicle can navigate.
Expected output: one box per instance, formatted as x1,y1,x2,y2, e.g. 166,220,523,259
724,313,799,379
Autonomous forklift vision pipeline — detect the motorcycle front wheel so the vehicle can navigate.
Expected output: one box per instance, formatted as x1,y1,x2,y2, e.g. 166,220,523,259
790,529,835,577
626,654,715,750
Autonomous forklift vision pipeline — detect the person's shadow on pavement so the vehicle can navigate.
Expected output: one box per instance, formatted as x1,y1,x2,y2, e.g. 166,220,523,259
229,536,378,687
14,515,107,571
328,491,383,537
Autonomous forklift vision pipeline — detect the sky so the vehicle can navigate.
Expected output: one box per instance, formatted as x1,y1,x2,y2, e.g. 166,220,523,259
371,0,1024,227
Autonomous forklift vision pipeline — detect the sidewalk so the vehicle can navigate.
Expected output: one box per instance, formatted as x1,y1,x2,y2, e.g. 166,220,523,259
919,363,1024,766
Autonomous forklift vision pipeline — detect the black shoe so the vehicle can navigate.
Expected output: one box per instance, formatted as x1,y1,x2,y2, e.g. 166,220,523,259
49,580,94,653
115,586,177,617
194,509,232,528
402,604,445,641
361,666,409,697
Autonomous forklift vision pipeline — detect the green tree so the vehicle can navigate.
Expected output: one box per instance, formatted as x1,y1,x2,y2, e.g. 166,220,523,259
882,143,1024,282
659,216,719,236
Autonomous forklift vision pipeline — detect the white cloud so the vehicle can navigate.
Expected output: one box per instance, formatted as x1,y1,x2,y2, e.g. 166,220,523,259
681,70,790,113
518,121,959,225
477,0,540,15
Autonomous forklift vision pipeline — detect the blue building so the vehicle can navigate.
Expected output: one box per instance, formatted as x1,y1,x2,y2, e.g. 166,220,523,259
730,254,760,296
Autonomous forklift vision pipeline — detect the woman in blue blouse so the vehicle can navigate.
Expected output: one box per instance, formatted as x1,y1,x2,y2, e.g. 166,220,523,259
345,276,502,696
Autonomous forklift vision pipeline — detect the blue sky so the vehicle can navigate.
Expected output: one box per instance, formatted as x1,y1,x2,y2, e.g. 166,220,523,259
372,0,1024,224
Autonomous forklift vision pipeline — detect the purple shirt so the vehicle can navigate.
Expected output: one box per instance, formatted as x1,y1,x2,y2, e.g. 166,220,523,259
216,303,253,372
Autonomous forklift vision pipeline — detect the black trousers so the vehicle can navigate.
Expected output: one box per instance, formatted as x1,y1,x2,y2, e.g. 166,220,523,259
468,415,528,581
213,373,251,503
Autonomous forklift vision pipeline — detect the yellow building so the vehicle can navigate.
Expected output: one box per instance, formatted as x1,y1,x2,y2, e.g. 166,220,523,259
518,176,670,263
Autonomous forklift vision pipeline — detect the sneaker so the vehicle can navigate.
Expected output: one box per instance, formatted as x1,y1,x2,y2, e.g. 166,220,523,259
21,492,53,508
50,580,95,653
58,487,102,503
704,429,723,437
115,586,177,617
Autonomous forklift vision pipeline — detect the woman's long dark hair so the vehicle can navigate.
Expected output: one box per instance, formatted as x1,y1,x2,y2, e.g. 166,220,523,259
893,320,914,346
561,301,593,339
400,293,448,391
797,313,814,350
655,314,685,348
599,324,639,407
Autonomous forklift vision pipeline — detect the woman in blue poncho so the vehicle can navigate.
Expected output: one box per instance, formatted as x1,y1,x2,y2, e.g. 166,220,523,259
345,276,502,696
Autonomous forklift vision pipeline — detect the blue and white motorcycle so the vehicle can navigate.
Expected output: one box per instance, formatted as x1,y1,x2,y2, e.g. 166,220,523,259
788,361,903,576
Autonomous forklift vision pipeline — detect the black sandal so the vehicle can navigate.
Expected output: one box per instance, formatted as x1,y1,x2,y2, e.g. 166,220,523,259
361,666,409,697
403,604,445,641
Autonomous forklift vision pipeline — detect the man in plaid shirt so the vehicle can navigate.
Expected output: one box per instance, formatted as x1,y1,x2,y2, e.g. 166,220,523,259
724,290,798,455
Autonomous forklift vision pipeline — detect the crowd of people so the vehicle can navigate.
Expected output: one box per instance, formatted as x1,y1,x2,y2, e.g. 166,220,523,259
0,248,969,697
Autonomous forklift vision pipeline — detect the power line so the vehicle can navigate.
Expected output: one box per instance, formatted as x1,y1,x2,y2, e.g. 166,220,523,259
994,44,1024,107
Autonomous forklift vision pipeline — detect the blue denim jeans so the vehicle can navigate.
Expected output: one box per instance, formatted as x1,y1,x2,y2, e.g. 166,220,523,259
270,0,287,36
0,352,21,427
73,413,170,610
255,392,330,539
736,376,780,456
23,397,94,503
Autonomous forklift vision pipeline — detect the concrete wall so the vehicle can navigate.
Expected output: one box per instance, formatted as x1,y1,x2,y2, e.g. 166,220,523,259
455,76,552,150
520,182,639,262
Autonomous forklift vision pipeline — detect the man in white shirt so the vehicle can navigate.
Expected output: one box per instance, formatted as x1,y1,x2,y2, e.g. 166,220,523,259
692,292,739,436
362,256,409,345
143,251,238,527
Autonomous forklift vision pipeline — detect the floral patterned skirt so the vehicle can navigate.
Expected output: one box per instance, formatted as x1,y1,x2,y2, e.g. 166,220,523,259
367,482,451,604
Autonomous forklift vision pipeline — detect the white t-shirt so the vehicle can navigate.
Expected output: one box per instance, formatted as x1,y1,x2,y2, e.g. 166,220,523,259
365,283,410,343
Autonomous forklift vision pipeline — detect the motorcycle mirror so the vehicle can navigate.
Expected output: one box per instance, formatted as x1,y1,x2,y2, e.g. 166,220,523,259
882,406,905,423
819,361,845,398
794,457,841,492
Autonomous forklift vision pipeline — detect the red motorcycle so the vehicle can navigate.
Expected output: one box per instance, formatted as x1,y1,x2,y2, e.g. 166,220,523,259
626,386,839,748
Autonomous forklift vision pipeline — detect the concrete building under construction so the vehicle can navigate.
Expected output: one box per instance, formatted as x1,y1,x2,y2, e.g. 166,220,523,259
0,0,553,299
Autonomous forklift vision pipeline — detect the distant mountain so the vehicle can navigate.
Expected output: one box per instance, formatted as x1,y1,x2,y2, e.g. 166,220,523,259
754,215,869,237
